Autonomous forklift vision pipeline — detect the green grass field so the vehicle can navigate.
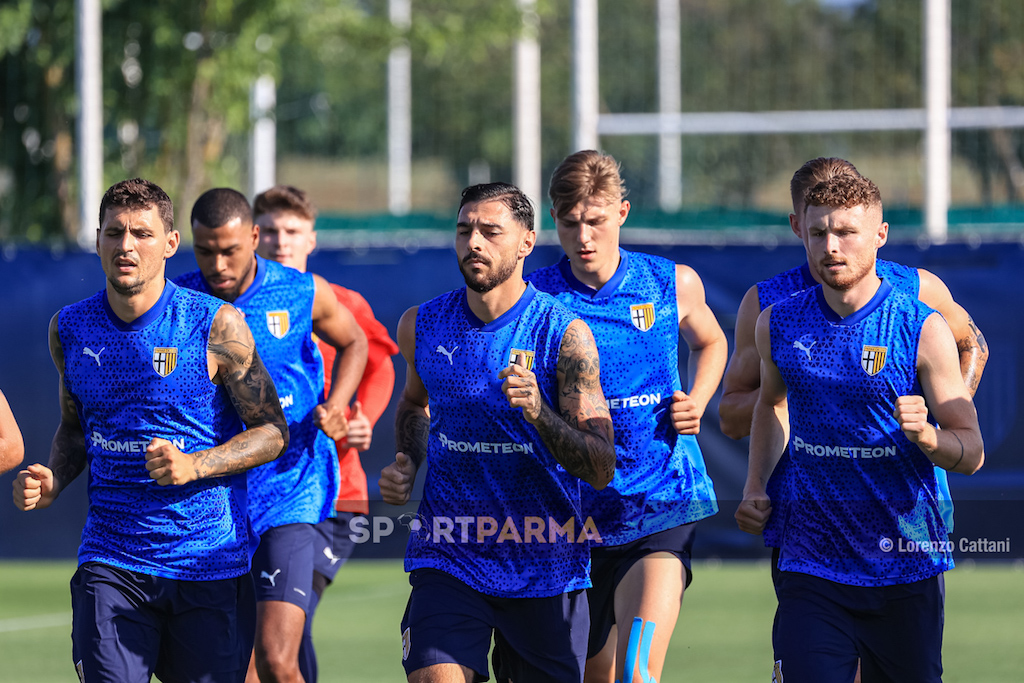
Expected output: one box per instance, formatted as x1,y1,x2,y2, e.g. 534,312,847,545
1,559,1021,682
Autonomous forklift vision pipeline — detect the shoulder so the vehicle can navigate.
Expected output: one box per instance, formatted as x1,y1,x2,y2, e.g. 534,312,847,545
172,269,205,291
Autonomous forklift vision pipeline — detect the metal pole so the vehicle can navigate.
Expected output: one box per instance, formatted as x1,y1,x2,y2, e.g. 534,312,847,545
514,0,542,229
572,0,599,152
923,0,950,242
657,0,682,213
388,0,412,216
75,0,102,248
249,75,277,199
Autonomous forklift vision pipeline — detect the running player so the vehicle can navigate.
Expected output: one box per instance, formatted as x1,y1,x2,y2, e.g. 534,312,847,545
12,178,289,683
254,184,400,683
736,172,984,682
175,188,368,683
379,182,615,683
528,150,725,683
0,389,24,474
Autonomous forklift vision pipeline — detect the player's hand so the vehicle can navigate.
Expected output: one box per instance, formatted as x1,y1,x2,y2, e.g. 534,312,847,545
315,402,350,441
344,401,373,452
894,395,936,449
671,390,702,435
735,489,772,535
499,354,542,423
13,463,56,511
145,438,197,486
379,452,416,505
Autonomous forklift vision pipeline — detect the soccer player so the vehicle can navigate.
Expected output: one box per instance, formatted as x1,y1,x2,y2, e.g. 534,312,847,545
254,184,400,683
527,150,725,683
12,178,289,683
175,188,368,683
378,182,615,683
736,172,984,682
719,157,988,440
0,389,24,474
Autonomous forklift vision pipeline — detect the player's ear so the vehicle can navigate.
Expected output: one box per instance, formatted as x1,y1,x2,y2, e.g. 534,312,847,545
164,230,181,258
875,221,889,248
519,226,536,258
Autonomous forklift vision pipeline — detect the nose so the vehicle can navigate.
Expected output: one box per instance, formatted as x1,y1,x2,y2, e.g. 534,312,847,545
118,230,136,253
577,223,591,245
214,253,230,273
824,231,840,254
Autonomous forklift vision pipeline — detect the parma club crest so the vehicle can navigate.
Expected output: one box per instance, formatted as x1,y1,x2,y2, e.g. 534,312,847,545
266,310,290,339
861,345,887,375
629,302,656,331
152,347,178,377
508,348,535,370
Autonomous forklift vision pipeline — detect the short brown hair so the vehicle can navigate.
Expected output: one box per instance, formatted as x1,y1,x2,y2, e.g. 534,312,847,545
790,157,861,210
804,173,882,213
549,150,627,217
99,178,174,233
253,185,317,223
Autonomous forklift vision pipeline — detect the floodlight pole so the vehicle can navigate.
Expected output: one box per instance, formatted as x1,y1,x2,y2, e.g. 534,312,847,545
249,75,276,199
924,0,950,243
389,0,412,216
572,0,599,153
514,0,542,229
657,0,682,213
75,0,102,249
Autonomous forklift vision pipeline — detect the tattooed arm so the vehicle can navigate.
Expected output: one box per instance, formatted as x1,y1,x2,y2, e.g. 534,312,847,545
918,269,989,396
13,313,88,510
500,319,615,489
144,304,289,486
380,306,429,505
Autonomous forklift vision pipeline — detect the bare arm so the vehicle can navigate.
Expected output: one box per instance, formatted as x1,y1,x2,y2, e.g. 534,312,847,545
736,307,790,535
380,307,429,505
14,313,87,510
501,319,615,489
0,389,24,475
673,265,728,434
312,274,368,418
145,304,289,485
895,312,984,475
718,286,762,439
917,269,988,397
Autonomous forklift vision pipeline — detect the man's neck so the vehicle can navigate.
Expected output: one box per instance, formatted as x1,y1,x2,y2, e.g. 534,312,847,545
466,279,528,324
106,278,166,323
821,272,882,318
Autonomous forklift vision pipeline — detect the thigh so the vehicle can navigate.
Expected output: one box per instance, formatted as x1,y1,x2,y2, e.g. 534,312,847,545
857,576,944,683
773,573,860,683
251,523,316,612
493,589,589,683
400,569,493,682
156,574,257,683
71,562,161,683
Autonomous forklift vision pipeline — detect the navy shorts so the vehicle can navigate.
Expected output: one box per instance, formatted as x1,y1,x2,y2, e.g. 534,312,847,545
71,561,255,683
311,512,360,583
586,522,696,657
251,523,316,612
400,568,588,682
773,571,945,683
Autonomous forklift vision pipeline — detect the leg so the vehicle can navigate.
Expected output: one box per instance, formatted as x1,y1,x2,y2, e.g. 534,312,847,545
248,524,317,683
253,601,309,683
582,624,616,683
773,572,859,683
297,572,328,683
401,569,493,682
70,563,161,683
610,552,686,683
492,589,589,683
856,575,944,683
157,573,257,683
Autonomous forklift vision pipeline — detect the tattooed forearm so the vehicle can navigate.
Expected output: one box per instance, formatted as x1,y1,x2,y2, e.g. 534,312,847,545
47,421,87,494
957,317,989,398
395,396,429,468
189,424,287,479
533,402,615,488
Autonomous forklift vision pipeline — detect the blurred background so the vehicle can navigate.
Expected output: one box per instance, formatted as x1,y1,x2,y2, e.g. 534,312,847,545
1,0,1022,562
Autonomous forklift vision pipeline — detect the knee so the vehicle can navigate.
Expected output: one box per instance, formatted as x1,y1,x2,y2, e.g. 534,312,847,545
255,645,300,683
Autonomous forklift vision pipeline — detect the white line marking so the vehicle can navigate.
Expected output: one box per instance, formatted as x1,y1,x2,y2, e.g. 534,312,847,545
0,612,71,634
